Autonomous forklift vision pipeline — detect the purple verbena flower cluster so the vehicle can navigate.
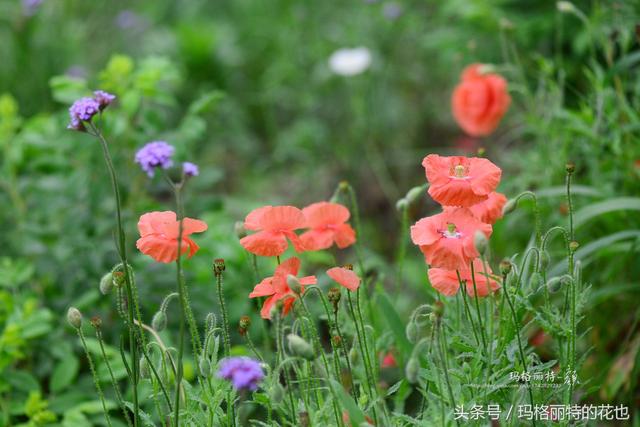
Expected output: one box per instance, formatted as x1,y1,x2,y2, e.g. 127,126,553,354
135,141,175,177
183,162,199,177
67,90,116,131
217,357,264,391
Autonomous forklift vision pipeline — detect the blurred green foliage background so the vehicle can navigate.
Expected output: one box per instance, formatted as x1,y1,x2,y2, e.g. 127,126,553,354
1,0,639,425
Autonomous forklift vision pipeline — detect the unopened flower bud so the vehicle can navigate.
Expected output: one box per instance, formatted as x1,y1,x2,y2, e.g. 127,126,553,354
406,185,425,204
234,221,247,239
433,301,444,318
565,161,576,174
569,241,579,252
99,272,114,295
539,250,550,270
474,230,488,256
332,335,342,348
286,274,302,294
349,347,359,365
339,181,349,191
67,307,82,329
112,271,125,287
395,198,408,211
499,259,512,276
546,277,562,293
239,315,251,336
152,311,167,332
287,334,314,360
269,383,285,404
405,357,420,384
139,357,150,379
213,258,226,276
502,199,517,215
199,357,211,377
560,274,574,287
405,321,418,344
90,316,102,329
327,287,341,308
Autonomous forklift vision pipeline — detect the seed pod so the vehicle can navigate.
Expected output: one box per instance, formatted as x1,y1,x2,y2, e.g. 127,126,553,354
239,315,251,336
405,357,420,384
474,230,488,256
287,334,314,360
99,272,114,295
67,307,82,329
499,259,512,275
331,335,342,348
90,316,102,329
152,311,167,332
213,258,226,275
327,287,341,305
565,161,576,174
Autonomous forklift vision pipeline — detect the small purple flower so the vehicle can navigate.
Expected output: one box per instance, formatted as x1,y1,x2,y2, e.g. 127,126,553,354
94,90,116,110
68,97,100,131
217,357,264,391
134,141,175,177
183,162,199,177
22,0,43,16
383,2,403,20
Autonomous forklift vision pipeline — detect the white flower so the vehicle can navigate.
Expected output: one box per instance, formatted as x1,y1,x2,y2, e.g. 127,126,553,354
328,47,371,76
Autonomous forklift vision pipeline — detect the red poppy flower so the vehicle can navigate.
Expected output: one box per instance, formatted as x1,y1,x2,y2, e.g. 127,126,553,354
428,259,500,297
467,191,507,224
326,267,360,291
249,257,316,319
410,207,492,270
240,206,306,256
452,63,511,137
300,202,356,251
381,351,397,368
136,211,208,263
423,154,502,207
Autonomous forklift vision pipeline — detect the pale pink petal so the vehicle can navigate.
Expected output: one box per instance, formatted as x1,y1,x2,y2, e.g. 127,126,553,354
302,202,350,228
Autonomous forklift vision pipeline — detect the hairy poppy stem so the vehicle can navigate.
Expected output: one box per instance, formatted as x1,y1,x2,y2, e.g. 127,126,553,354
469,262,488,351
436,319,460,427
77,326,113,427
566,166,576,407
275,312,297,424
173,185,186,427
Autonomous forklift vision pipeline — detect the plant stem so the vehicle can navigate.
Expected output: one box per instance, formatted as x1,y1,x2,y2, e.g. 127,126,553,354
275,312,297,424
78,327,113,427
469,263,488,352
173,185,186,427
437,321,459,427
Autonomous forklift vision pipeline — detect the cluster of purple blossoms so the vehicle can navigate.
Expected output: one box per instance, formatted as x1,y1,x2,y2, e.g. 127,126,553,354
134,141,175,177
217,357,264,391
67,90,116,131
183,162,199,177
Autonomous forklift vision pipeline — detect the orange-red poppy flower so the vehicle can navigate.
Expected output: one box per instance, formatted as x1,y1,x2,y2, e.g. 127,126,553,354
326,266,360,291
452,63,511,137
300,202,356,251
467,191,507,224
410,207,492,270
249,257,316,319
428,259,500,297
381,351,397,368
423,154,501,207
136,211,208,263
240,206,306,257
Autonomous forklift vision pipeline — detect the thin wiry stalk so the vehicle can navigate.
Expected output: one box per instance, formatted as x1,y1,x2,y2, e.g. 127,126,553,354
78,327,113,427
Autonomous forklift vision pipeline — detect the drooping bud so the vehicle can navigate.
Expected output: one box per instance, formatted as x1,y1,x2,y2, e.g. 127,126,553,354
433,301,444,318
405,321,418,344
405,356,420,384
569,241,579,252
152,311,167,332
234,221,247,239
199,357,211,377
395,198,408,211
99,272,114,295
268,382,285,404
406,185,425,204
67,307,82,329
546,277,562,293
139,357,150,379
474,230,488,256
502,199,517,215
287,334,314,360
560,274,574,288
499,259,512,276
565,161,575,174
213,258,226,276
239,315,251,336
286,274,302,294
539,251,550,270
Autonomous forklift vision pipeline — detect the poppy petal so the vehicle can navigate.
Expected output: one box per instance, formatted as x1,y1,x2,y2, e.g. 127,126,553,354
240,231,289,256
302,202,350,228
299,229,334,251
327,267,360,291
250,277,275,298
334,224,356,249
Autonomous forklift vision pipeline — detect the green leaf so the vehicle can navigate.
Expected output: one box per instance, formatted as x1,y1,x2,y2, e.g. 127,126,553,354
50,356,79,393
574,197,640,228
330,379,364,426
49,76,89,104
375,291,413,360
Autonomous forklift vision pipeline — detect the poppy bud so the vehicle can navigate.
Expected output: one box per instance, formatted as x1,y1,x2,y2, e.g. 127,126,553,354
474,230,488,256
339,181,349,191
234,221,247,239
287,334,314,360
569,241,579,252
90,316,102,329
405,357,420,384
268,382,285,404
99,272,114,295
405,321,418,344
152,311,167,332
239,315,251,336
332,335,342,348
286,274,302,294
529,272,543,291
139,357,150,379
406,185,425,204
502,199,517,215
327,287,341,311
213,258,226,276
395,198,408,211
560,274,574,287
539,250,550,270
565,161,575,174
199,357,211,377
433,301,444,318
112,271,125,287
546,277,562,293
499,259,512,276
349,347,359,365
67,307,82,329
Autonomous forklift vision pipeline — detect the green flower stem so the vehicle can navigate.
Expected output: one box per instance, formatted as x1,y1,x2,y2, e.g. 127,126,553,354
481,257,495,403
436,320,460,427
511,191,542,247
502,272,536,427
173,184,187,427
469,262,488,354
214,260,235,427
275,312,297,424
77,327,113,427
395,203,409,292
566,169,576,406
90,124,139,427
457,271,480,346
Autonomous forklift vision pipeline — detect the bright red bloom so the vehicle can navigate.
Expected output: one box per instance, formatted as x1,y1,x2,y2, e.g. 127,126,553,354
249,257,316,319
452,64,511,137
240,206,306,256
423,154,501,207
326,267,360,291
300,202,356,251
136,211,208,263
428,259,500,297
410,207,492,270
381,351,397,368
468,191,507,224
